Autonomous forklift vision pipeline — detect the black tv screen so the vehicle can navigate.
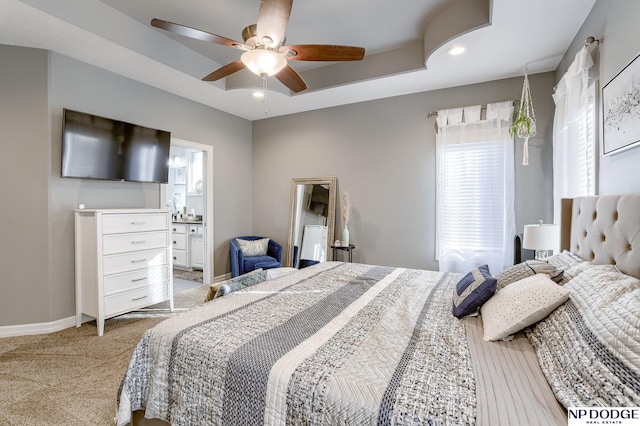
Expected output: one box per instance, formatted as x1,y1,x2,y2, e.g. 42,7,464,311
61,109,170,183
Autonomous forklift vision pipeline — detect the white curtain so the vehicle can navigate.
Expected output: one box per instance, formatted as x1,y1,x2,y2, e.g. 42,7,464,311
436,101,516,274
553,46,596,224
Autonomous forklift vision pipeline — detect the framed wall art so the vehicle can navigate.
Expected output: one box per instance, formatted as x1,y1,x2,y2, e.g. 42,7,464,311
602,51,640,155
174,166,186,184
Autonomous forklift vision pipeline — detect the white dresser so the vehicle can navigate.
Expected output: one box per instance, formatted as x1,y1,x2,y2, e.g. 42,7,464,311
74,209,174,336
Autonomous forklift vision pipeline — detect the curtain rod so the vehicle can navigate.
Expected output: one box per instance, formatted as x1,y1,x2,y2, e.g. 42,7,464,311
585,36,599,46
426,100,517,118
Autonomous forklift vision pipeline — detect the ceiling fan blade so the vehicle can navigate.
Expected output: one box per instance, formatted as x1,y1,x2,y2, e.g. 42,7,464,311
256,0,293,48
202,60,246,81
275,65,307,93
281,44,365,61
151,18,247,50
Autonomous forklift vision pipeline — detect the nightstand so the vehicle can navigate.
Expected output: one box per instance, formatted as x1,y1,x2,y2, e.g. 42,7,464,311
331,244,355,262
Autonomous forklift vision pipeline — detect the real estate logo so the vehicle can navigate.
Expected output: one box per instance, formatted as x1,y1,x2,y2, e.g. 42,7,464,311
568,408,640,426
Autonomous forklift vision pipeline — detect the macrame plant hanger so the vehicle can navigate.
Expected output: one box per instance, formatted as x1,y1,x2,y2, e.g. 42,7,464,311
513,66,536,165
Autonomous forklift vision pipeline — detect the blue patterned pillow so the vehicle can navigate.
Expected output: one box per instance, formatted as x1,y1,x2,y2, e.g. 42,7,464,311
452,265,497,318
214,268,268,299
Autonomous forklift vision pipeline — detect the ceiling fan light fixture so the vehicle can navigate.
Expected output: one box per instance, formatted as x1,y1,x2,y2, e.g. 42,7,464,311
241,49,287,77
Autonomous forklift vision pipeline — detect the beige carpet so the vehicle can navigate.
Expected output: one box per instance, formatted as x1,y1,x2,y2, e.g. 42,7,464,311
172,269,203,283
0,284,210,425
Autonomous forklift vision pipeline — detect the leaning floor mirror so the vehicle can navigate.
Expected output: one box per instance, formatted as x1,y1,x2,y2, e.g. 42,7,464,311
285,177,337,268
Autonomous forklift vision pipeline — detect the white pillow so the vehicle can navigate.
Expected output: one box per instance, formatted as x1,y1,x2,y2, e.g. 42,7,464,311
237,238,270,256
481,274,569,341
558,260,594,284
545,250,585,270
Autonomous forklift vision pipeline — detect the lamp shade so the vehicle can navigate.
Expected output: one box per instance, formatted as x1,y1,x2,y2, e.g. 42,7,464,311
241,49,287,77
523,222,560,250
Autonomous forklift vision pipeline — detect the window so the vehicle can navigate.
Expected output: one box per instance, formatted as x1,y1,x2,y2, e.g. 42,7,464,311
552,46,596,223
187,151,204,195
579,83,596,194
436,102,515,274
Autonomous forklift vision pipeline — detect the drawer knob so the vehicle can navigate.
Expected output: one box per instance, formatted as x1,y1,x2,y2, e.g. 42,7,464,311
130,259,147,263
132,295,148,301
173,256,177,260
131,277,148,282
131,240,146,244
130,221,146,225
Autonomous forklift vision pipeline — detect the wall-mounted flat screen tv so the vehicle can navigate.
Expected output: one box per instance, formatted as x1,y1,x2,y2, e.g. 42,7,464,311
61,109,171,183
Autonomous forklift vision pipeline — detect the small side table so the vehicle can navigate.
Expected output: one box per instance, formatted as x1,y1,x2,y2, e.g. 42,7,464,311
331,244,355,262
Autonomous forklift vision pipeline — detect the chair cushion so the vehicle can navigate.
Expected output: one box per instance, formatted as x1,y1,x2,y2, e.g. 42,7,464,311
237,238,270,256
254,260,281,270
244,255,278,272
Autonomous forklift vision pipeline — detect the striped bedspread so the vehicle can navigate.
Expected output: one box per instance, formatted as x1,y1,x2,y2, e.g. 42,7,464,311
116,262,475,425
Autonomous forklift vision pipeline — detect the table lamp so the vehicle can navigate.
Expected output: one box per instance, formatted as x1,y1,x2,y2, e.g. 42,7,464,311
523,220,560,260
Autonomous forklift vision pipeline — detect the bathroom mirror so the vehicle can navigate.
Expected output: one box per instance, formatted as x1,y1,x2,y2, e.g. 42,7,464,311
285,177,337,268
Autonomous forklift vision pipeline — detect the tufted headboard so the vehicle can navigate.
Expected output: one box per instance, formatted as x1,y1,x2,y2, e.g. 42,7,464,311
560,194,640,279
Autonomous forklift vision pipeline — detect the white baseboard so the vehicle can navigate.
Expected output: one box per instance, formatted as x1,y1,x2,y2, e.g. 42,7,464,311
1,276,232,338
0,316,76,338
213,273,231,283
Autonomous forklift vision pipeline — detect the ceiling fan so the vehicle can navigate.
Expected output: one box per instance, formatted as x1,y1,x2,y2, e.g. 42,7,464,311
151,0,365,93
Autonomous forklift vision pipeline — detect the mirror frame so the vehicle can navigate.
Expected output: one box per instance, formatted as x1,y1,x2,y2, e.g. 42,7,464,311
285,177,337,267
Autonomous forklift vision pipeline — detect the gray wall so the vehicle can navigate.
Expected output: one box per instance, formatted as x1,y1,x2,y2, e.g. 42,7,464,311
0,46,253,327
556,0,640,195
0,46,51,325
252,73,556,270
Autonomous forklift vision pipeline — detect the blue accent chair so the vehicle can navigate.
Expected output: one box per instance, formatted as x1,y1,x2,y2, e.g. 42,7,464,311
230,236,283,277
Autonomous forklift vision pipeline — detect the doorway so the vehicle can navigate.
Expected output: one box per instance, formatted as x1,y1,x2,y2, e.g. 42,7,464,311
160,138,214,287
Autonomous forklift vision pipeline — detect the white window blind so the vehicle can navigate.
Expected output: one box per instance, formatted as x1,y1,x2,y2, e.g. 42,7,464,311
578,83,596,195
436,102,515,274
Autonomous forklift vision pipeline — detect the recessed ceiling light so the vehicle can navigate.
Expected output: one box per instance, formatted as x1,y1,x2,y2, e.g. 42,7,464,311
448,45,466,56
252,91,264,99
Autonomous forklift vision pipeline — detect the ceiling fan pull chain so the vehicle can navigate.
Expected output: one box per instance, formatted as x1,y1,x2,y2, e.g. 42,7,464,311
262,75,269,115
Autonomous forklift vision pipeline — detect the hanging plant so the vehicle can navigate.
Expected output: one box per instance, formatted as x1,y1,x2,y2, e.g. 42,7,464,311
510,108,536,139
510,67,536,165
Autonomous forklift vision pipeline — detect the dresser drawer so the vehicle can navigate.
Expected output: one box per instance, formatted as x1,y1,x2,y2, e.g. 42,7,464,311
104,283,169,316
172,250,187,266
171,223,187,234
104,265,169,295
102,213,168,235
103,248,169,276
172,234,187,251
189,225,204,235
103,231,169,255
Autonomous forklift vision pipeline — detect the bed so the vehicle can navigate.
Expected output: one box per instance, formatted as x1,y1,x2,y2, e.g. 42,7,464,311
116,194,640,425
